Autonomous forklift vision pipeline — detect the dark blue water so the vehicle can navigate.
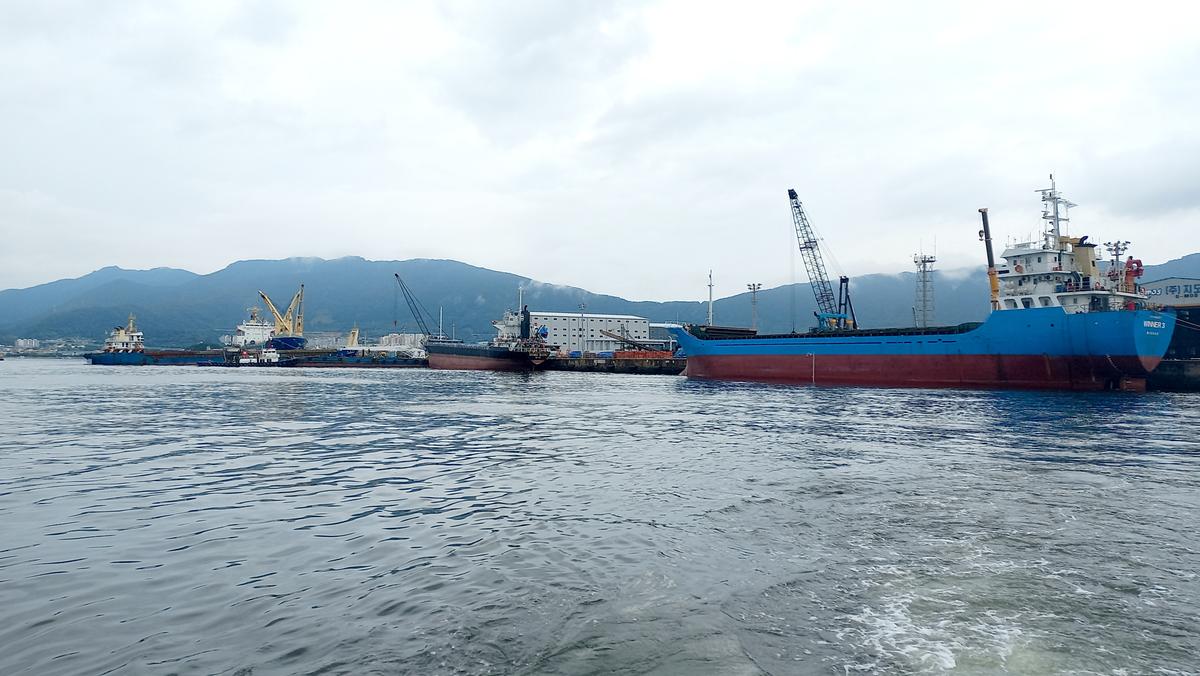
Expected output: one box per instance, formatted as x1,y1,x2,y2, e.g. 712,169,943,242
1,359,1197,675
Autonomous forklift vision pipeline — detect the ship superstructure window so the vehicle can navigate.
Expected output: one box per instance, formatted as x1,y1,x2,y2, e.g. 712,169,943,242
1039,296,1052,307
1005,299,1018,309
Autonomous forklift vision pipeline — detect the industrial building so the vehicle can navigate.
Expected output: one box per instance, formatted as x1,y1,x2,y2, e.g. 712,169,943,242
530,311,649,353
377,333,426,349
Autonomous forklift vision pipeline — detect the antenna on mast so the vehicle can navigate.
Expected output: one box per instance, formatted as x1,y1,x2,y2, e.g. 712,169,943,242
1037,173,1077,247
707,270,714,326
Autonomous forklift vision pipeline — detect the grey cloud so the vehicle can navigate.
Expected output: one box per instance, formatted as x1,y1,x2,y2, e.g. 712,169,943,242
428,2,649,144
1077,140,1200,218
1,2,1197,298
222,0,297,45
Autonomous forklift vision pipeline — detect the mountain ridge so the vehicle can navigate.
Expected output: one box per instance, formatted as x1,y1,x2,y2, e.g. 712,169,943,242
2,253,1196,346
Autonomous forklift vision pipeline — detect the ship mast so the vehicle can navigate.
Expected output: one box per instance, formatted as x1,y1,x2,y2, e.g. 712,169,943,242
707,270,714,326
1037,174,1077,249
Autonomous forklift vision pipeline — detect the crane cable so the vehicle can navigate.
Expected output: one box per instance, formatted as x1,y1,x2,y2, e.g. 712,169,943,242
1174,316,1200,332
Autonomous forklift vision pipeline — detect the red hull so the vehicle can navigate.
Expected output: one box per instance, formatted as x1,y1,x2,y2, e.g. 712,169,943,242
685,354,1153,391
427,353,541,372
292,363,425,368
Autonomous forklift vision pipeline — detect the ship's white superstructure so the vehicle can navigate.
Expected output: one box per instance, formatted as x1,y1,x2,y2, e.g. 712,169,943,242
995,176,1147,314
226,307,275,347
103,314,144,353
238,347,281,364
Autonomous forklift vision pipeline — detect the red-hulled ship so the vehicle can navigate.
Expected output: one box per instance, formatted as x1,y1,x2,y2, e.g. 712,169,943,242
425,306,556,371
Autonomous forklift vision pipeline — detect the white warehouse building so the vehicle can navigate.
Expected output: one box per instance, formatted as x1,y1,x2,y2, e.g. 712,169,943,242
530,311,649,353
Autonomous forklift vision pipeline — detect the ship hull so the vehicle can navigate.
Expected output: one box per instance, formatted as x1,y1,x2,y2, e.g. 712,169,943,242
265,336,307,350
84,350,224,366
672,308,1175,391
426,343,546,371
293,355,427,368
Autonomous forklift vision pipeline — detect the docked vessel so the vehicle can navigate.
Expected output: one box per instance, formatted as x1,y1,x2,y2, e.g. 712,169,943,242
200,346,304,367
671,179,1175,391
258,284,308,350
225,306,275,348
291,327,427,367
426,306,556,371
84,314,223,366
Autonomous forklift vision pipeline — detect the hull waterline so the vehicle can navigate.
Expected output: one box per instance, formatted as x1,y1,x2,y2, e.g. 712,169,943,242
425,342,547,372
672,308,1175,392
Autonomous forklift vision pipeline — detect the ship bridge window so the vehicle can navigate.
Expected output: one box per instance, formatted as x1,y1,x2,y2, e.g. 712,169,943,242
1021,298,1033,309
1039,296,1052,307
1004,299,1018,309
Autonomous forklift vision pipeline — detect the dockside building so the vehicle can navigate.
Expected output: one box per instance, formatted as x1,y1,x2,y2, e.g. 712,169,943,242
530,312,649,353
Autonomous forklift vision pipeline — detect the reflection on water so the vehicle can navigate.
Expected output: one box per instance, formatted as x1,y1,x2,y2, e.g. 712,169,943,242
0,359,1197,674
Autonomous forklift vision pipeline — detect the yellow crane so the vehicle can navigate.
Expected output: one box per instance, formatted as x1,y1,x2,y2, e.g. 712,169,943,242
258,284,305,337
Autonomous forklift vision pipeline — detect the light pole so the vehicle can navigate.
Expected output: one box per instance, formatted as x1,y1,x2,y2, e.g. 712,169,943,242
747,283,762,330
578,302,587,353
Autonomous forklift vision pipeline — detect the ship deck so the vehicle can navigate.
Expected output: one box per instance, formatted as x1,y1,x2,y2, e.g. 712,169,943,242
692,322,985,341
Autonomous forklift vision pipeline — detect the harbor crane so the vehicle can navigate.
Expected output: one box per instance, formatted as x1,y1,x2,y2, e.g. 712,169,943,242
394,273,444,339
258,284,304,337
788,189,856,330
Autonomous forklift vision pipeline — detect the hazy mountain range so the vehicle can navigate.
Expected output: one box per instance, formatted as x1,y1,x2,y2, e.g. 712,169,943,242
2,253,1197,347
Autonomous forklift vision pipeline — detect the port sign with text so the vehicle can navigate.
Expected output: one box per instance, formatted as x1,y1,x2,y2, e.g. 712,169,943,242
1143,277,1200,307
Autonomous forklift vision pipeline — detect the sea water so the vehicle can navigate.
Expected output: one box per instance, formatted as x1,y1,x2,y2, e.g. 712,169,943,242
1,359,1197,674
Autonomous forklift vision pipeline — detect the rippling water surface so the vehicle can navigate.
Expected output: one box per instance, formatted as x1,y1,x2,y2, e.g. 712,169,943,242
1,358,1198,675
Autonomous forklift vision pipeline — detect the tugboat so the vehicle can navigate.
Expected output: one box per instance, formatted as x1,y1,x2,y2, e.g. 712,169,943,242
426,305,557,371
201,346,302,367
83,314,224,366
671,177,1175,391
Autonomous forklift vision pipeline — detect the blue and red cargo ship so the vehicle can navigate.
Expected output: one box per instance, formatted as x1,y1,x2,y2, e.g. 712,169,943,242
672,308,1173,391
670,179,1176,391
83,315,225,366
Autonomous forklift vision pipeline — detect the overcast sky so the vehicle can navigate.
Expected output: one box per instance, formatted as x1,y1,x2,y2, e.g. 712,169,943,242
2,1,1197,299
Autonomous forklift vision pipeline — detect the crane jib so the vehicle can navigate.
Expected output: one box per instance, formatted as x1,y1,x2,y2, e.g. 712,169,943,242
788,189,856,330
394,273,437,337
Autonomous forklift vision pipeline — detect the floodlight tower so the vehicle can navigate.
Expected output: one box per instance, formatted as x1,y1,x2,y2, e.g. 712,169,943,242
913,253,937,328
747,283,762,330
1104,240,1131,293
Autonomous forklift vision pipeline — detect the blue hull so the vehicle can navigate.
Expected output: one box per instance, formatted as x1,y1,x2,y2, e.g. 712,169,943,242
670,308,1176,391
265,336,307,350
84,351,225,366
